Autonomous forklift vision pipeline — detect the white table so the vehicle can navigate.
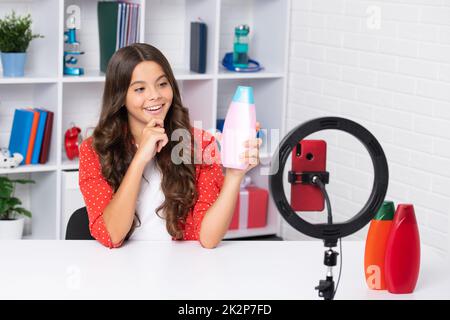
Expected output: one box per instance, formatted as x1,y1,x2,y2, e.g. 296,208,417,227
0,240,448,300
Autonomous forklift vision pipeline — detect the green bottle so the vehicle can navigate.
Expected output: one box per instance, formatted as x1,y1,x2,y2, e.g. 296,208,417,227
233,24,249,68
364,201,395,290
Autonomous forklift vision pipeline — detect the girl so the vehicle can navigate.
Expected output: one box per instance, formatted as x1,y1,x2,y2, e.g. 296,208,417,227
79,43,262,249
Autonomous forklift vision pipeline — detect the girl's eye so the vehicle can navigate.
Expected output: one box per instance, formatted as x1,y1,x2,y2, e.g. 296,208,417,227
159,82,168,87
135,87,145,93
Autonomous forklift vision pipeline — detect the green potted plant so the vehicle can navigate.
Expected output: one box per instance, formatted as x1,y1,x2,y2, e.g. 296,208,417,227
0,10,44,77
0,176,34,239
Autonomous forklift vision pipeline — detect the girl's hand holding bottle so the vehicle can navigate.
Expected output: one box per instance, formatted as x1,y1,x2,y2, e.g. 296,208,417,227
219,121,262,179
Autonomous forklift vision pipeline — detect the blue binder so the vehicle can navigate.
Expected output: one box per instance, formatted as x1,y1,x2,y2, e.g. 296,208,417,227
8,109,34,165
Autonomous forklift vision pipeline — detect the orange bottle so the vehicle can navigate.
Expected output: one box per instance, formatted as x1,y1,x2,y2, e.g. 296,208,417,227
364,201,395,290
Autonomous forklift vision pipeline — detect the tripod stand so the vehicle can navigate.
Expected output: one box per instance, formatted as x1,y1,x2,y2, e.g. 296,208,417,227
289,171,342,300
315,240,340,300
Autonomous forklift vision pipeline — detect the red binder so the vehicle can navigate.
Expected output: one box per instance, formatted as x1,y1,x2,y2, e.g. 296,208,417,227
39,110,54,164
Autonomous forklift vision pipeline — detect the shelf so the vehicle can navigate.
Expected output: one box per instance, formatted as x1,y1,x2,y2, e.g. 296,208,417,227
61,70,285,81
172,68,215,81
61,160,79,171
0,74,58,84
217,69,285,79
61,68,217,83
62,70,105,83
0,164,57,175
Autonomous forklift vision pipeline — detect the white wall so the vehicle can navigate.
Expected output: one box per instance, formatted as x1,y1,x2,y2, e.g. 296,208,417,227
284,0,450,257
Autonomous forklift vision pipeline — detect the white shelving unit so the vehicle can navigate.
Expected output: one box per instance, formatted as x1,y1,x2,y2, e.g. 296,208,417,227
0,0,290,240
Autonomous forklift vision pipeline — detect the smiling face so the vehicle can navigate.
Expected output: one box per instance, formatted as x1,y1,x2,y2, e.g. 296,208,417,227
125,60,173,137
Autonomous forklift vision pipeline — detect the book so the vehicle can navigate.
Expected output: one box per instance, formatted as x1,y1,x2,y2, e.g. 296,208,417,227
130,4,136,44
124,3,129,46
98,1,141,72
136,3,141,42
98,1,119,72
126,3,134,45
120,2,126,47
8,109,35,165
116,3,122,51
31,109,48,164
39,110,54,164
25,108,40,165
190,22,207,73
129,4,134,44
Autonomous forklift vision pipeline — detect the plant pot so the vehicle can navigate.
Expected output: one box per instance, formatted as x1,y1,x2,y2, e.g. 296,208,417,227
1,52,27,77
0,217,25,239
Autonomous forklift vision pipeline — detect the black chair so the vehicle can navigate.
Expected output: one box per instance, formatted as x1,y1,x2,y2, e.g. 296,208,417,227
65,207,95,240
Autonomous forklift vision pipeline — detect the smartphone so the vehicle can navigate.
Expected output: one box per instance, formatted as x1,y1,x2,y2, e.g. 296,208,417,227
290,140,327,212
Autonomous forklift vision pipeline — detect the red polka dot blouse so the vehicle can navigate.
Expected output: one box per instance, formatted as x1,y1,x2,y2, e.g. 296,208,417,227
78,128,224,248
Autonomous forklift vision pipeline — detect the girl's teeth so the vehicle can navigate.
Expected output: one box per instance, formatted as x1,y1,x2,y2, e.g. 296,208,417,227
146,105,162,111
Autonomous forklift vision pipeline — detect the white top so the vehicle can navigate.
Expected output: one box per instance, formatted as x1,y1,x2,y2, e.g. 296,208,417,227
0,240,448,300
129,159,171,241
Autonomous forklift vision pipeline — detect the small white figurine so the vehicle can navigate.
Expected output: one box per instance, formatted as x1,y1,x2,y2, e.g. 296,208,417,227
0,148,24,169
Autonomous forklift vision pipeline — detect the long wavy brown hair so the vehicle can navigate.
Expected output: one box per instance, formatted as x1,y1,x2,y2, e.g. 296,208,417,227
92,43,198,240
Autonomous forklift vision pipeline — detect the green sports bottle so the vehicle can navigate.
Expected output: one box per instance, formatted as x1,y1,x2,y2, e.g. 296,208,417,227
233,24,250,68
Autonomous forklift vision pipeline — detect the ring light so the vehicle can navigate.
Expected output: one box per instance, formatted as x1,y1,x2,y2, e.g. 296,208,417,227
269,117,389,299
270,117,389,243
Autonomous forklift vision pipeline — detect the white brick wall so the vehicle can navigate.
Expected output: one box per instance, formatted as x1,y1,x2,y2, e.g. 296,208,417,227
285,0,450,257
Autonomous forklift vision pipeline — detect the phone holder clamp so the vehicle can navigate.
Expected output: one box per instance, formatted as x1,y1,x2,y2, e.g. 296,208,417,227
288,171,330,185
